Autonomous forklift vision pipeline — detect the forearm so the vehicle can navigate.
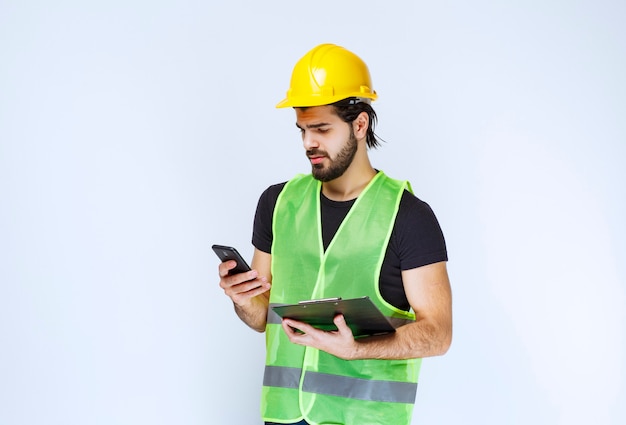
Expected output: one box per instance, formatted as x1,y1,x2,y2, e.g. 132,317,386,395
280,262,452,360
234,293,269,333
351,318,451,360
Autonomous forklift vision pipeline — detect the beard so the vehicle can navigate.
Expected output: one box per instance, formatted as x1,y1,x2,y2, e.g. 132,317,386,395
307,130,358,182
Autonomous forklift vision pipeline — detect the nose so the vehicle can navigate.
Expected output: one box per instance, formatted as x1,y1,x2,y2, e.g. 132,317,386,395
302,130,319,150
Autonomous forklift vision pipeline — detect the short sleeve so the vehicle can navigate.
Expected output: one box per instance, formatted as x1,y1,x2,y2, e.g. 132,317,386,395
252,182,286,253
392,191,448,271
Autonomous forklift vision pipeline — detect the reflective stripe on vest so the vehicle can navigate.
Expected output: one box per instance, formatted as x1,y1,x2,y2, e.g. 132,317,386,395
263,365,301,389
264,365,418,403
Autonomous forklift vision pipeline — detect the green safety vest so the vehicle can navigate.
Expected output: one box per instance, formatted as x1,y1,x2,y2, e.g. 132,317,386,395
262,172,421,425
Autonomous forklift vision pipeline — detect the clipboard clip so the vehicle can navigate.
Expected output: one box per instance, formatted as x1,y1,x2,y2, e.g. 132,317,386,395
298,297,342,305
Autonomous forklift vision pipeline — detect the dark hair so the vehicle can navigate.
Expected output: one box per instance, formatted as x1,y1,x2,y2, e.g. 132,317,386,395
330,98,383,149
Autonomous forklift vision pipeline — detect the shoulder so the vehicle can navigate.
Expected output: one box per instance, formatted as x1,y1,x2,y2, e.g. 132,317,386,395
253,182,287,254
263,181,287,197
391,189,448,269
398,190,440,222
258,182,287,207
259,174,318,208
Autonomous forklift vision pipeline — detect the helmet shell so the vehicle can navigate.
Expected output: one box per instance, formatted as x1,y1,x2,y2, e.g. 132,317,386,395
276,44,378,108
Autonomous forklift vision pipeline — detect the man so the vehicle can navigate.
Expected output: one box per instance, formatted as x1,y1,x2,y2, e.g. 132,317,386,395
218,43,452,425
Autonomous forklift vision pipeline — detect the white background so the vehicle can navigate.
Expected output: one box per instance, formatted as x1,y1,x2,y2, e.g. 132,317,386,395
1,1,624,424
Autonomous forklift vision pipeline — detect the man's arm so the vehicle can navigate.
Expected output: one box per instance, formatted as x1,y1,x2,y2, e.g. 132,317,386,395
219,248,272,332
281,261,452,359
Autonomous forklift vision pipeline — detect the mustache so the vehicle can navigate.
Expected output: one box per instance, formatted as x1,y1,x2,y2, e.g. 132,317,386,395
306,148,328,157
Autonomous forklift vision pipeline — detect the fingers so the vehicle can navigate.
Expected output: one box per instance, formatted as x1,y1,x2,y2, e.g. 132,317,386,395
333,314,349,331
282,315,356,359
282,319,315,337
218,260,257,287
282,315,347,338
218,260,255,279
218,260,270,305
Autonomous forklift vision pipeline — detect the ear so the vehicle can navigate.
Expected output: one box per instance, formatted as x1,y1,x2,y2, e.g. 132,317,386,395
352,111,369,140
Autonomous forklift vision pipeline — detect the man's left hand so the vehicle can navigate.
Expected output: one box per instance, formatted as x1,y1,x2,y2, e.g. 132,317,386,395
281,314,357,360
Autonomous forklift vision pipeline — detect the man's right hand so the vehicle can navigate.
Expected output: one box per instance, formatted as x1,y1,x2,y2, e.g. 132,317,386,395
218,248,272,332
218,261,270,308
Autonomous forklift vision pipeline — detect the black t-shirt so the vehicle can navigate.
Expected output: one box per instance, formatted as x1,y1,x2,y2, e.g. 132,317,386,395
252,181,448,311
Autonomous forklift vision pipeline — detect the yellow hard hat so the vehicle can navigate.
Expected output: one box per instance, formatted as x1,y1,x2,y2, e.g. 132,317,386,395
276,43,378,108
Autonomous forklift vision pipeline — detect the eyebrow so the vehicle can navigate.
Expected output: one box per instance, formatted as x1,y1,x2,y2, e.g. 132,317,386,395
295,122,331,130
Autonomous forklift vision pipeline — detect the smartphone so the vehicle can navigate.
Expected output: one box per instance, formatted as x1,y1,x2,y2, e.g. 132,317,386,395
212,244,252,275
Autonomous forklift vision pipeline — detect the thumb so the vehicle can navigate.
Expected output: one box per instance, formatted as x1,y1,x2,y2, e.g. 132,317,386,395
334,314,348,329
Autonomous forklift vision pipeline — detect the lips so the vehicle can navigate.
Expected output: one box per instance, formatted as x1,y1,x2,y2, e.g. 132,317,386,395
307,149,327,165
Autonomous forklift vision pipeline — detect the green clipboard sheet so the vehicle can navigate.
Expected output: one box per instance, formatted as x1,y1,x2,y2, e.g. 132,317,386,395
271,296,396,338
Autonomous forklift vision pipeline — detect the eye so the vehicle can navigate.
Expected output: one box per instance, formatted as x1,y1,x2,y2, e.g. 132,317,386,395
317,128,329,134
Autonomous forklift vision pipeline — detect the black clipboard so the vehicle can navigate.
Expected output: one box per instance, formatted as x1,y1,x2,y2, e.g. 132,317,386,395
271,296,395,337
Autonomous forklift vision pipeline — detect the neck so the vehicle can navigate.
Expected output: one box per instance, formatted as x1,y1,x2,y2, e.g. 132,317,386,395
321,156,377,201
